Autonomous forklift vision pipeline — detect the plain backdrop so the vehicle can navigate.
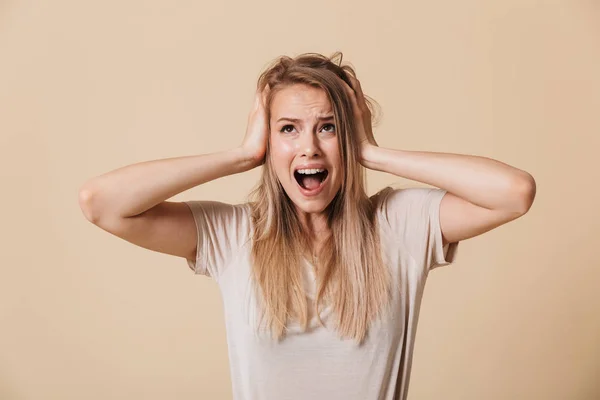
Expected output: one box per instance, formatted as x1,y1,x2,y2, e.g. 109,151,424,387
1,0,599,399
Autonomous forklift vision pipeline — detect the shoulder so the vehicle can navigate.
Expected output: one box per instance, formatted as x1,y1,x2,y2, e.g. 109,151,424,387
184,200,253,242
371,186,445,225
185,200,251,221
183,200,253,278
370,186,457,272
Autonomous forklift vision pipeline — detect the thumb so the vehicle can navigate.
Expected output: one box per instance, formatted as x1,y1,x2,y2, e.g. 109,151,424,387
261,84,270,107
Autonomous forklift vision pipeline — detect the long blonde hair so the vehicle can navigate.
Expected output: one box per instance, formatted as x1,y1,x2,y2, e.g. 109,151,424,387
247,52,391,344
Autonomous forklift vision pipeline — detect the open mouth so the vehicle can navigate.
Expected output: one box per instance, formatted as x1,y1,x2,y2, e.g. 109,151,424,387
294,169,329,191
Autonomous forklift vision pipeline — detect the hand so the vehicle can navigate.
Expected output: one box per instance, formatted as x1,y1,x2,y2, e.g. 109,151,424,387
340,75,378,164
240,84,270,168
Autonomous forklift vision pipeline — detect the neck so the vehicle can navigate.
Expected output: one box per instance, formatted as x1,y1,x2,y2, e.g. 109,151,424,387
295,209,329,235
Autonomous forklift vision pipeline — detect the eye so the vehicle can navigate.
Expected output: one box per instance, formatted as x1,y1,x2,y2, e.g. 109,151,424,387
321,123,336,133
280,125,295,133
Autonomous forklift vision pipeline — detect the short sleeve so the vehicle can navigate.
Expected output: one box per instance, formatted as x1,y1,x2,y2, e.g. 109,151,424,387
183,200,250,280
378,187,459,273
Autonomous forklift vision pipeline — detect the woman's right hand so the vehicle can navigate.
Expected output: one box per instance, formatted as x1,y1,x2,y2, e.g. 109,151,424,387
240,85,270,168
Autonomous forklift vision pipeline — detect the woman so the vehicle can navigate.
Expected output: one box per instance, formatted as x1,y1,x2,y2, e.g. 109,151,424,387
79,52,536,400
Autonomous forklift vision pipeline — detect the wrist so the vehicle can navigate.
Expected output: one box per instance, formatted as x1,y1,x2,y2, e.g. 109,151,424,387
234,147,263,171
360,143,379,169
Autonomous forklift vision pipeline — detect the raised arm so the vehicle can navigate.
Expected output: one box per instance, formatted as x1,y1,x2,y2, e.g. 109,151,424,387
78,86,270,261
79,149,256,221
340,74,536,247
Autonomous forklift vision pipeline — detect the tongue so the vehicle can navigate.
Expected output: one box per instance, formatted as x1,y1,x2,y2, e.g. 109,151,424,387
301,175,321,190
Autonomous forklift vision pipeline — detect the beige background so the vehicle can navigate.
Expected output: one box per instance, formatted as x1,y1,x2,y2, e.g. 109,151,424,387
1,0,599,399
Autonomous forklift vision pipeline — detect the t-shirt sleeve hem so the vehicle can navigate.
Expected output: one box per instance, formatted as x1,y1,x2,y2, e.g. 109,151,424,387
183,201,213,278
430,189,460,271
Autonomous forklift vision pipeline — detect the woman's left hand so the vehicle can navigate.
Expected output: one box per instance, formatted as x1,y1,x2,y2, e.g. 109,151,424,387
340,74,378,164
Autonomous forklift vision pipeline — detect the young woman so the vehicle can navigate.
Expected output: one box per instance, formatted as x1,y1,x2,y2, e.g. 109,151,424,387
79,52,536,400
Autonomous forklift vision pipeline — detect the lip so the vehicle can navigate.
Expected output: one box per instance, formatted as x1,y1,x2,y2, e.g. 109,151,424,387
293,163,328,172
293,165,330,197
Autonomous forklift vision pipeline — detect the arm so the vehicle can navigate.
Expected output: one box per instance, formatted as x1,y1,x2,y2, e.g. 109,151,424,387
361,145,536,245
78,150,255,262
340,74,536,246
78,85,270,261
78,148,255,221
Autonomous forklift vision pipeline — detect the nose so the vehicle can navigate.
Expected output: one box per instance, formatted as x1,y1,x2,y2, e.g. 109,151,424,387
298,131,321,158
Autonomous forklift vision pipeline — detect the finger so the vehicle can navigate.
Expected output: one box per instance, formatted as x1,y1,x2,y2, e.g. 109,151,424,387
340,79,362,117
259,84,270,108
341,77,376,138
346,75,370,114
341,77,370,119
339,78,357,104
346,74,363,97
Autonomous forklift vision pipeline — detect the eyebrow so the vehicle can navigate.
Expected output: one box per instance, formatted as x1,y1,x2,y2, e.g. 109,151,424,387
276,115,334,123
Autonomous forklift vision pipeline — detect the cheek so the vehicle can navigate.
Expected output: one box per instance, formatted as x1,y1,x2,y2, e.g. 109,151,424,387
271,136,296,159
324,142,342,164
270,137,296,175
324,143,343,184
274,137,297,154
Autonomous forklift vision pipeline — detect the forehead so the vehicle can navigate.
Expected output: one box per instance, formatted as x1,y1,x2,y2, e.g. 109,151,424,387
270,84,332,118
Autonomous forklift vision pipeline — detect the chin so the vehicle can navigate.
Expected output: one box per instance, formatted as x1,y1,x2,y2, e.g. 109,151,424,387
292,200,331,215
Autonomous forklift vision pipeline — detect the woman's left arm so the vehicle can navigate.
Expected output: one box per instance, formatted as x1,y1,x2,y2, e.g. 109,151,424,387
362,145,536,245
341,74,537,245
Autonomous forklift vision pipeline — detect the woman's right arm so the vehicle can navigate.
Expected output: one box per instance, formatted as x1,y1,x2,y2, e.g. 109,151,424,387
78,86,270,261
78,149,256,261
79,149,256,222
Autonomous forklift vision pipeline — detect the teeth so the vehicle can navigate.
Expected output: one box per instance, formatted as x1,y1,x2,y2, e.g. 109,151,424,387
297,168,325,174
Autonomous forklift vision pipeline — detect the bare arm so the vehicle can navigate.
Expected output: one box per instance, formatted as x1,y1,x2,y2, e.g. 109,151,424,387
79,149,255,221
77,149,257,261
78,85,270,261
341,74,536,247
361,146,535,246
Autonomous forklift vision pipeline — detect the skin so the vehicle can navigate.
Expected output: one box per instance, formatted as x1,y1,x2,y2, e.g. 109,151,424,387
268,84,343,239
79,71,536,266
240,74,536,253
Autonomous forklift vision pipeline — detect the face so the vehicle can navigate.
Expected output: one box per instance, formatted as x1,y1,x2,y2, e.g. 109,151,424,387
269,84,343,216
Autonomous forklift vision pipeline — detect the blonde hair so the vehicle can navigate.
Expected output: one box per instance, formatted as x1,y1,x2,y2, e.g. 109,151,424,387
247,52,391,344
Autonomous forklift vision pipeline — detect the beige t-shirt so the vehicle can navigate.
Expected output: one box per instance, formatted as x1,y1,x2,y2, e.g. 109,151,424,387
184,187,459,400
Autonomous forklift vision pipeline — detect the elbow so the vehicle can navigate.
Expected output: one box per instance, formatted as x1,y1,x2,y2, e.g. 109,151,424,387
513,173,537,215
78,185,101,224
